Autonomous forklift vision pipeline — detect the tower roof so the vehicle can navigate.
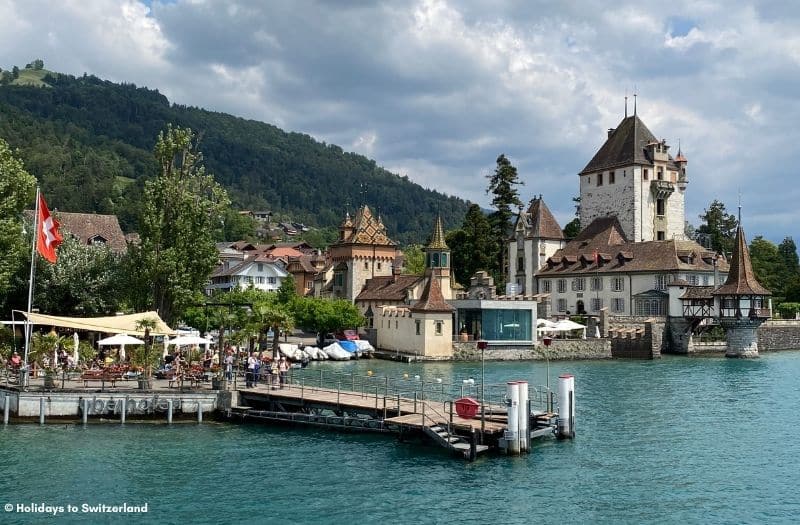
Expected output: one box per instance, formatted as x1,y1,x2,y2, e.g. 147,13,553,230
580,115,679,175
426,215,449,250
411,269,454,312
336,205,396,246
713,226,771,296
522,196,564,239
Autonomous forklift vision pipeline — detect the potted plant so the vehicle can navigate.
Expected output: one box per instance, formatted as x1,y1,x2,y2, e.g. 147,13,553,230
133,318,159,390
459,327,469,342
30,331,63,390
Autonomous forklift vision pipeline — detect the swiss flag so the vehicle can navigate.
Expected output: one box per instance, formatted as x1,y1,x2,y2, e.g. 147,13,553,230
36,193,63,263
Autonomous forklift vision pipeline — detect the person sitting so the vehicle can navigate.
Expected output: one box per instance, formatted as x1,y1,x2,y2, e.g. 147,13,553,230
9,351,21,370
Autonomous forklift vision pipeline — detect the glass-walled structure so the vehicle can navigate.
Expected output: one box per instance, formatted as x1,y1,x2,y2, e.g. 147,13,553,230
452,299,536,344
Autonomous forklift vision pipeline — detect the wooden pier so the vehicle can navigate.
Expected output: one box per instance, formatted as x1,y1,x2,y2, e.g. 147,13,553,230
228,371,559,460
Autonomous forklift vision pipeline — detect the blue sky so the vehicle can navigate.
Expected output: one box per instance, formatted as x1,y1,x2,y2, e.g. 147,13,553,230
1,0,798,243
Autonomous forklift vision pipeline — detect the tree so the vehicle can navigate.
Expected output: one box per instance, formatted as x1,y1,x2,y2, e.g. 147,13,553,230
401,244,425,275
11,66,19,79
251,298,294,359
0,138,37,308
127,125,230,325
778,237,799,276
291,297,364,346
219,208,256,241
447,204,497,287
34,236,123,315
749,236,784,296
562,196,582,239
276,274,296,305
486,154,523,289
696,200,737,256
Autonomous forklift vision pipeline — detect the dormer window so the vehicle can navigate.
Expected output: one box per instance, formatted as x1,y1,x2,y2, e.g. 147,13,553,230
643,168,649,180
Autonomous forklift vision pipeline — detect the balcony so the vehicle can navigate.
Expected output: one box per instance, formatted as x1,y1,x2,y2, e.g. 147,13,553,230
650,180,675,199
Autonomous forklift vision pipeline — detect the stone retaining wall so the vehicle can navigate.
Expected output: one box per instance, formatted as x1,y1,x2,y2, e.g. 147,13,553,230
758,320,800,351
451,340,611,361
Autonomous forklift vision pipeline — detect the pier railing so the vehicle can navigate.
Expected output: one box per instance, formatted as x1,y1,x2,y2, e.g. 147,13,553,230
286,369,554,414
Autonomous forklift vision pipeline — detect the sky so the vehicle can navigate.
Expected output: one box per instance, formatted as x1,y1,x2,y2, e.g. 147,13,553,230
1,0,798,242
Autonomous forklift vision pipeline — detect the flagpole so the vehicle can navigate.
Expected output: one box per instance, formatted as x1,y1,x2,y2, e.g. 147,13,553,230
23,187,40,387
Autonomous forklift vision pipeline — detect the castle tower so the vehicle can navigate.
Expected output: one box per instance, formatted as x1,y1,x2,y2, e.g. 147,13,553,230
579,114,687,242
713,220,771,358
329,205,397,301
507,195,565,294
423,215,452,300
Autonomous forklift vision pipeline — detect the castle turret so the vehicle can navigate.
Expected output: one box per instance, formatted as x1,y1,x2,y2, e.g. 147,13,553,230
423,215,452,299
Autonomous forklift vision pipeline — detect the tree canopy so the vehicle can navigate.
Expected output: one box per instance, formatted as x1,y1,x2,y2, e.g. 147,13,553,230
486,154,523,290
696,200,737,256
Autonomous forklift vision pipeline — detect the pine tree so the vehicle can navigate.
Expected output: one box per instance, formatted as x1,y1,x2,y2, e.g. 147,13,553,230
486,154,523,288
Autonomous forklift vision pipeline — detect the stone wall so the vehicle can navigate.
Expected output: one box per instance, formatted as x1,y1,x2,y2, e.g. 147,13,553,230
451,340,611,361
758,320,800,351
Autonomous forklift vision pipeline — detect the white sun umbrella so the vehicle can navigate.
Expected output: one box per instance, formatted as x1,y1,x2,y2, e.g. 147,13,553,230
97,334,146,346
167,335,210,346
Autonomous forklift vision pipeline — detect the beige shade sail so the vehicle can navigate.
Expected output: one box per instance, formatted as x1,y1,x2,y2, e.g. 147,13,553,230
18,311,175,336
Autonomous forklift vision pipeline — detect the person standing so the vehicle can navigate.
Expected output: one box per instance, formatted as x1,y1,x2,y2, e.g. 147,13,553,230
278,356,289,389
224,351,234,381
246,352,257,388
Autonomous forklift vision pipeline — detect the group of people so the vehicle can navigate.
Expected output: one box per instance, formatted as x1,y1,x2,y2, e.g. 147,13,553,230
237,351,290,389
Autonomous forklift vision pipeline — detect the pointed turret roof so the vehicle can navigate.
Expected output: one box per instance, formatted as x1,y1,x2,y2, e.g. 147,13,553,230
426,215,449,250
580,115,679,174
340,212,353,229
713,226,771,296
522,196,564,239
337,205,396,246
411,269,454,312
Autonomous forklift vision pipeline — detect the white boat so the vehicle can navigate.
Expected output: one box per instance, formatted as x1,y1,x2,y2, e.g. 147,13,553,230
322,342,351,360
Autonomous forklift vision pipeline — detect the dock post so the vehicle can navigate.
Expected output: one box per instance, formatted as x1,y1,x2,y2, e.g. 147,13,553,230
468,429,477,462
557,374,575,439
421,399,425,426
121,398,127,424
337,382,341,406
3,394,9,424
506,382,520,454
197,403,203,423
383,396,386,419
449,401,453,428
518,381,529,453
413,392,417,413
385,376,389,397
39,397,45,425
397,393,401,416
167,399,173,424
82,399,89,425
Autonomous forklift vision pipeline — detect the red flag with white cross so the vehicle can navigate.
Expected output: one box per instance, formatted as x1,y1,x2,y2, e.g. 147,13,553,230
36,193,63,263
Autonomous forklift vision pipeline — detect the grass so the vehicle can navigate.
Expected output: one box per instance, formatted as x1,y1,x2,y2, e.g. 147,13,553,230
10,68,54,88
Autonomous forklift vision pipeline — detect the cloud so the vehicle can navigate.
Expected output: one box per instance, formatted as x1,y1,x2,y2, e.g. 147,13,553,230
2,0,799,243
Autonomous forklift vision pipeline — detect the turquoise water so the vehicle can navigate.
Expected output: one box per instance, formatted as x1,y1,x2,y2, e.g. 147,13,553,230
2,353,800,524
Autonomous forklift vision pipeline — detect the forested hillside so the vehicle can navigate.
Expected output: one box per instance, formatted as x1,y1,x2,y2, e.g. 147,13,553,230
0,67,469,243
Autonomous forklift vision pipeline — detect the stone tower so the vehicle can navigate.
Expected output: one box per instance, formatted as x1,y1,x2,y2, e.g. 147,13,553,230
712,221,771,358
579,113,688,243
423,215,452,300
508,195,565,294
329,205,397,301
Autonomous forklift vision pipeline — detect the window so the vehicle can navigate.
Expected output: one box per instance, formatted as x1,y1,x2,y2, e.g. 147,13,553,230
415,320,421,335
377,262,382,270
542,280,552,293
657,231,665,241
609,170,615,184
267,277,276,285
572,278,585,291
657,168,663,180
643,169,649,180
442,253,448,267
557,298,567,312
597,173,603,186
656,199,665,216
557,279,567,293
257,263,263,272
591,298,603,311
687,274,699,285
334,273,344,287
255,276,265,284
635,298,665,316
434,321,443,335
306,281,313,289
432,253,440,267
364,262,369,270
517,257,524,271
654,274,668,291
590,277,603,291
612,277,625,292
395,320,398,329
587,176,591,184
612,298,625,313
702,275,710,286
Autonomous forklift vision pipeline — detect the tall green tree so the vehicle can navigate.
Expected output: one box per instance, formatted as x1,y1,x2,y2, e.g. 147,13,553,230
563,196,582,239
486,154,523,289
276,274,297,305
34,236,123,315
126,125,230,325
401,244,425,275
446,204,497,287
291,297,364,345
778,237,799,276
696,200,737,256
749,236,784,296
0,138,37,308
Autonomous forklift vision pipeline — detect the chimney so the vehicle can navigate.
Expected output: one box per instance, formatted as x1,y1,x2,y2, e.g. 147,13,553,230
607,128,615,138
392,263,401,283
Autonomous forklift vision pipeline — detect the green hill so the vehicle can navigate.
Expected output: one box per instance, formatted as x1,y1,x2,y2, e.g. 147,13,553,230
0,66,470,244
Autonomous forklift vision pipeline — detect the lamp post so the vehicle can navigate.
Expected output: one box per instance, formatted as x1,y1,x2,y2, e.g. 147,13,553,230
477,339,487,439
542,336,552,412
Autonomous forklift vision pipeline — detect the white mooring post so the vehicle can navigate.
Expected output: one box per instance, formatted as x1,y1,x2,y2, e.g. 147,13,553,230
3,394,9,424
517,381,529,453
39,397,45,425
82,399,89,425
197,403,203,423
506,381,520,454
167,400,173,424
121,398,127,424
557,374,575,439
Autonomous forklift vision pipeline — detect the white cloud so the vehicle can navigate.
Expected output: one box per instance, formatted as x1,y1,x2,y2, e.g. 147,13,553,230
1,0,799,242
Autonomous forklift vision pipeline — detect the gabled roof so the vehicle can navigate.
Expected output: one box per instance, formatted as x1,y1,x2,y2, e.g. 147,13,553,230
713,226,771,296
537,217,729,276
355,274,423,302
411,270,454,312
25,211,128,253
517,196,563,239
580,115,679,175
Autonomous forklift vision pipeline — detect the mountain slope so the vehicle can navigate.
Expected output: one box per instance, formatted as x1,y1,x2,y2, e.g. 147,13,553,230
0,69,470,244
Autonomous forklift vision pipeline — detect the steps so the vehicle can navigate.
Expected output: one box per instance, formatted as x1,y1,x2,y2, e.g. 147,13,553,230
424,424,489,459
